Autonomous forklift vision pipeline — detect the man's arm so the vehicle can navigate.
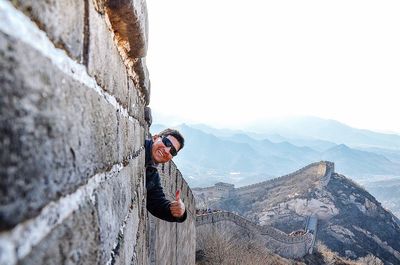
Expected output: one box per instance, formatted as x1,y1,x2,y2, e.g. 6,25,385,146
146,166,187,222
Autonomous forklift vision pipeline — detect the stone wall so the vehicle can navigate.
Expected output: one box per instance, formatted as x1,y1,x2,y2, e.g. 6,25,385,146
194,161,334,205
149,161,196,265
320,161,334,187
194,162,335,258
196,211,314,258
236,161,333,195
192,182,235,207
0,1,195,264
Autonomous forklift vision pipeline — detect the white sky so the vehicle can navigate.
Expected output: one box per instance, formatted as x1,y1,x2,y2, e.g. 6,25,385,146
146,0,400,133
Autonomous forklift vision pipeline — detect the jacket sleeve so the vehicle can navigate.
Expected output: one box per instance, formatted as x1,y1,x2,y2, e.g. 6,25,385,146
146,166,187,223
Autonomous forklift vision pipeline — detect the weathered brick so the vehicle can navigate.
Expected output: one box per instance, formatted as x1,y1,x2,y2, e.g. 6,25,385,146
112,206,141,265
128,78,146,125
19,200,101,265
0,31,142,229
95,156,143,264
104,0,151,105
105,0,148,58
87,0,129,108
177,216,196,265
132,57,151,105
151,162,196,265
155,219,177,265
12,0,84,62
117,113,143,161
12,156,146,265
109,154,148,265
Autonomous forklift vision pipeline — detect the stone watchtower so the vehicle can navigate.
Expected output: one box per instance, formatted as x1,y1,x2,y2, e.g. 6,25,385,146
214,182,235,198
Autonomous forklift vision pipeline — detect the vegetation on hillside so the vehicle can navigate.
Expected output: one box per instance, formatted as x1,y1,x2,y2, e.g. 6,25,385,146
196,226,303,265
302,242,384,265
196,229,384,265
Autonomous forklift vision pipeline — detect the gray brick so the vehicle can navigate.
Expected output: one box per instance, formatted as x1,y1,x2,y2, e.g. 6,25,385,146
112,206,140,265
128,78,146,126
0,32,143,229
177,216,196,265
106,0,148,58
102,0,150,105
155,220,177,265
117,114,143,161
12,0,85,62
152,161,196,265
87,0,130,108
95,157,139,263
19,200,101,265
13,156,145,265
132,57,151,105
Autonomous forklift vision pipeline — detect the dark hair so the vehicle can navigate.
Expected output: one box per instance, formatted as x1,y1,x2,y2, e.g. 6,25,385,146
158,128,185,151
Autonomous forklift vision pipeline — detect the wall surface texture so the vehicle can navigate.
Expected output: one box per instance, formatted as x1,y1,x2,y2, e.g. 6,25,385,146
149,162,196,265
0,1,195,264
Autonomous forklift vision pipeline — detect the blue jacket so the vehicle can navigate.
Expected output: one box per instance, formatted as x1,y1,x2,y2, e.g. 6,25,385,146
145,140,187,222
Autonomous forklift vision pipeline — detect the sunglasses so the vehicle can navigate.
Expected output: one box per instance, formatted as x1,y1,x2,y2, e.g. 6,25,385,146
161,136,178,157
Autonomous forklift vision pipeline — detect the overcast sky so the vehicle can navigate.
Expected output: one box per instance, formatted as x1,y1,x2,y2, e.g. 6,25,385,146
146,0,400,134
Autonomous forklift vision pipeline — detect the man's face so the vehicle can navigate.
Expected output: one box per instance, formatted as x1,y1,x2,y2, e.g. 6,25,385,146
151,135,181,164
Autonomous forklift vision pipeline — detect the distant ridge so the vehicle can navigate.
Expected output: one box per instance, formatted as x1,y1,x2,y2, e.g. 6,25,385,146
152,123,400,189
196,211,315,258
236,161,334,192
194,161,400,264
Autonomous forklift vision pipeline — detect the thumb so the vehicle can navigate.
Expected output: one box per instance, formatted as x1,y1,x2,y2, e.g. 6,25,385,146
176,190,181,201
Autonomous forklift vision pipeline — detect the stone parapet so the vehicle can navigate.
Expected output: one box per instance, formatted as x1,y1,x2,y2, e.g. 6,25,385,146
11,0,150,106
320,161,334,187
150,161,196,265
10,0,86,62
0,10,141,230
236,161,334,194
0,1,179,265
102,0,150,104
196,211,314,258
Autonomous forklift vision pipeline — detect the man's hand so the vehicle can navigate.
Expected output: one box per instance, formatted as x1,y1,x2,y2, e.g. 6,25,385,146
170,190,185,218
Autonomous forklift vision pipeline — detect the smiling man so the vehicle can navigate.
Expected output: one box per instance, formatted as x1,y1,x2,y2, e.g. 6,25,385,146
145,128,187,222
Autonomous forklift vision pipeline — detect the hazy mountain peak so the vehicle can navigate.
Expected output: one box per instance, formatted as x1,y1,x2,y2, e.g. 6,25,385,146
329,143,351,151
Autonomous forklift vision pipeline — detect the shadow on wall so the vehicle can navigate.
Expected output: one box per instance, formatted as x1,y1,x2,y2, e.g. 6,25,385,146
149,161,196,265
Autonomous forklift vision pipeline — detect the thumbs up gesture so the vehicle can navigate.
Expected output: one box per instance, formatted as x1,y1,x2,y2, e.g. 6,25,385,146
170,190,185,218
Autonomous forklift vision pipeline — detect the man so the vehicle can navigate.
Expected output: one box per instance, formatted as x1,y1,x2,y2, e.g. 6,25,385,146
145,128,187,222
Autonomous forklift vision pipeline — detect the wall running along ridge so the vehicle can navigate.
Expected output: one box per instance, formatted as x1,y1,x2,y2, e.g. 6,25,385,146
195,162,335,258
0,1,195,264
196,211,314,258
194,161,334,206
235,161,334,194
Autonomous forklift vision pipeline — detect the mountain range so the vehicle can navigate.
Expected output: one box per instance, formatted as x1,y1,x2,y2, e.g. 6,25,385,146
151,117,400,187
151,117,400,218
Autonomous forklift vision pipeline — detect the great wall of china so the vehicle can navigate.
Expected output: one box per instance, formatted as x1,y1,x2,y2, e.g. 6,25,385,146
193,161,334,203
196,211,315,258
236,161,334,194
194,161,335,258
150,161,196,265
